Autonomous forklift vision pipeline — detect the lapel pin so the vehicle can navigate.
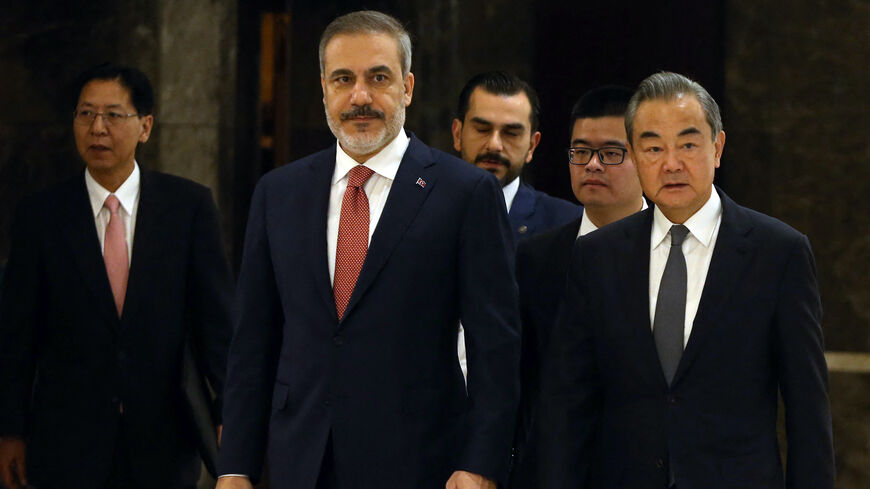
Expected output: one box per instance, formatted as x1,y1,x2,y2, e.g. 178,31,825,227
415,177,427,188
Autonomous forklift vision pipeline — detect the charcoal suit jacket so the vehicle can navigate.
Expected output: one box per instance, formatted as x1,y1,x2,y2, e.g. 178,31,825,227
0,169,233,489
538,188,834,489
218,134,521,489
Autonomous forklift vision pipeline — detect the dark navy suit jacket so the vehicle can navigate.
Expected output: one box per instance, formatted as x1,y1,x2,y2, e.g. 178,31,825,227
0,170,233,489
538,188,834,489
508,182,581,242
219,134,521,489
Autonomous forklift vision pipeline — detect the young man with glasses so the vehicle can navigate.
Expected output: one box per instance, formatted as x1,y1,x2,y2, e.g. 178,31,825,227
509,86,645,488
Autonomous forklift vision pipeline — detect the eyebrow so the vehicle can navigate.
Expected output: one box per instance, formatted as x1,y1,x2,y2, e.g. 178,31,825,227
367,65,393,75
571,138,625,147
639,131,661,139
328,68,354,79
469,117,526,132
678,127,703,137
78,102,124,109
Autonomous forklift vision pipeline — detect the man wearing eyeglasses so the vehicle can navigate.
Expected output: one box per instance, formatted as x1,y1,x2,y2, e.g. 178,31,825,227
452,71,581,243
0,63,233,489
508,86,645,488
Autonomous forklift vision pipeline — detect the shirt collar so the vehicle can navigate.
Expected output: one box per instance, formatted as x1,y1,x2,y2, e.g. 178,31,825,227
651,188,722,249
577,198,648,238
333,128,409,184
85,162,141,217
502,177,521,211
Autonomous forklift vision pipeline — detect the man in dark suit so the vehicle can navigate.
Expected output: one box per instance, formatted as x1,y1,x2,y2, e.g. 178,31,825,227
0,63,233,489
538,71,834,489
216,11,519,489
452,71,580,242
509,86,645,488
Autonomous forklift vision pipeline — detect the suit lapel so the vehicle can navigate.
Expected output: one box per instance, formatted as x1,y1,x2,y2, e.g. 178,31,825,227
305,151,340,320
509,183,534,237
122,170,172,327
62,175,120,327
673,190,755,385
615,210,666,385
341,136,436,322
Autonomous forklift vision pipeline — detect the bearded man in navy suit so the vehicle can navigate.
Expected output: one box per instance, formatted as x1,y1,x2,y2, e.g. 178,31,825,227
538,72,834,489
216,11,519,489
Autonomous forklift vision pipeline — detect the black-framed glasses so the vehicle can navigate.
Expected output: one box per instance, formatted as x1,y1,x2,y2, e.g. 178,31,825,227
567,146,627,165
73,109,139,126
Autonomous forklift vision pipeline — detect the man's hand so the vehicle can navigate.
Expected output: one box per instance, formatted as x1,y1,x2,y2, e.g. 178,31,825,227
446,470,496,489
215,475,252,489
217,424,223,446
0,437,27,489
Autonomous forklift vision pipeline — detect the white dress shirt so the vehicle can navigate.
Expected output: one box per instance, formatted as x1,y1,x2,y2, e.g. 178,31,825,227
85,162,141,262
220,131,411,480
576,199,649,239
648,190,722,346
501,176,521,212
327,129,409,285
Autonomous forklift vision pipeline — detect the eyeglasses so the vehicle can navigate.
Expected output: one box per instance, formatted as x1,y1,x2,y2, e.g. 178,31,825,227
73,109,139,126
567,146,627,165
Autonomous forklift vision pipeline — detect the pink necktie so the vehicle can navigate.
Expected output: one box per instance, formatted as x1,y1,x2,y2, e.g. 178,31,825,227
103,195,129,317
334,165,375,321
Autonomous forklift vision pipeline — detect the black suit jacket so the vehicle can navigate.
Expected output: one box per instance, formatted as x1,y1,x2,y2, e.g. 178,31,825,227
218,134,521,489
508,182,581,242
0,169,233,489
509,216,581,488
537,188,834,489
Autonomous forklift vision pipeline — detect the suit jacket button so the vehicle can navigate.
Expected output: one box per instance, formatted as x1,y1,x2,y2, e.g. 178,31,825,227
667,395,677,404
333,335,343,346
656,458,664,469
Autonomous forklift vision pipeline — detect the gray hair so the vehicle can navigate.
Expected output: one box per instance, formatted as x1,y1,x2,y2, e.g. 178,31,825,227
625,71,722,143
318,10,412,77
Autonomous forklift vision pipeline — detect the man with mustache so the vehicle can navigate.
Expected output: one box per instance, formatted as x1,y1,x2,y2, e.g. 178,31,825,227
452,71,580,243
509,85,646,488
538,72,833,489
216,10,519,489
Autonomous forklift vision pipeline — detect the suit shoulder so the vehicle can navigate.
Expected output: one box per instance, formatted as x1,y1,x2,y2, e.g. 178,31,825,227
729,201,807,247
518,217,580,258
533,188,581,215
427,146,494,185
145,170,211,194
257,146,334,189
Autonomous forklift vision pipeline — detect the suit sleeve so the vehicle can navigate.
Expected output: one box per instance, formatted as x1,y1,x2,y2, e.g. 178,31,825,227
217,180,283,482
775,234,835,489
536,239,602,489
0,197,42,436
186,187,235,423
455,174,521,483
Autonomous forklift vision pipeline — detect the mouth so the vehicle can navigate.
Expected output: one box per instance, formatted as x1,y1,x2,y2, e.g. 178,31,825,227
582,178,607,187
474,153,510,168
340,106,385,121
89,144,111,152
662,183,688,190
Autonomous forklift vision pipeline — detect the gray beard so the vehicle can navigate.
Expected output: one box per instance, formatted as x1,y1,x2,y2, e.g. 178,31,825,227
325,104,406,156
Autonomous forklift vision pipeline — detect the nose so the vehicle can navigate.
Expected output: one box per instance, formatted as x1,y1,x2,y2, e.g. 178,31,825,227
585,150,605,172
485,131,504,152
349,79,373,106
90,114,109,135
662,148,683,172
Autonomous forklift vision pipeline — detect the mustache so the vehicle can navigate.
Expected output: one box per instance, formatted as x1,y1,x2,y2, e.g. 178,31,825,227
340,105,385,121
473,152,511,167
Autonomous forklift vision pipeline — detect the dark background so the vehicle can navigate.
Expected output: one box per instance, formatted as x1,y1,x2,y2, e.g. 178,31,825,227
0,1,868,486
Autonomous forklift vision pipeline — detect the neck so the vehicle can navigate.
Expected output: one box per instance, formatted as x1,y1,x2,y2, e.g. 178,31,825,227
585,196,645,228
88,161,134,193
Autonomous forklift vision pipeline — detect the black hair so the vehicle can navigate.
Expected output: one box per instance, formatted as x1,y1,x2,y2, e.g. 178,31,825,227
70,62,155,116
456,71,540,132
569,86,634,132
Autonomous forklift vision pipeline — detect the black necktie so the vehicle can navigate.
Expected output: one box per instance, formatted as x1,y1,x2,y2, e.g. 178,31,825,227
653,224,690,386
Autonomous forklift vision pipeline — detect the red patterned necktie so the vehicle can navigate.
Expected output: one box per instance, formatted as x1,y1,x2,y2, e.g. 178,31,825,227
334,165,375,321
103,194,129,317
